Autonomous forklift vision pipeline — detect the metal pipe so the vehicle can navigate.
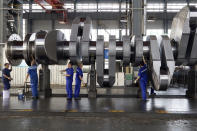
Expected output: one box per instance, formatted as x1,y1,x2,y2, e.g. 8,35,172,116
89,46,96,54
116,46,123,59
57,41,69,60
116,41,123,59
7,41,24,59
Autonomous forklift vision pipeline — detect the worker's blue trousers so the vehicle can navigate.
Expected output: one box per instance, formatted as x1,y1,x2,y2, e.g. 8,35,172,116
74,80,81,98
3,81,10,90
31,82,38,97
66,79,73,98
140,80,147,100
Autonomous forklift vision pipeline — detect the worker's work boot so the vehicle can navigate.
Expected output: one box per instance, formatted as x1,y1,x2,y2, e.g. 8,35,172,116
74,97,81,100
67,98,72,101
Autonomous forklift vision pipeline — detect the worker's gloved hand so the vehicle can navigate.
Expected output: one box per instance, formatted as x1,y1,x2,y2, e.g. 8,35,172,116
9,77,13,81
134,80,137,84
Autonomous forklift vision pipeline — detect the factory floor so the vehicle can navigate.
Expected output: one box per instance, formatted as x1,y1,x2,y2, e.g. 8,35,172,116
1,87,197,131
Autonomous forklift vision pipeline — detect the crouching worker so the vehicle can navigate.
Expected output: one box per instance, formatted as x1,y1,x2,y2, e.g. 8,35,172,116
134,57,148,101
2,63,13,90
74,63,83,100
25,60,38,99
61,62,74,100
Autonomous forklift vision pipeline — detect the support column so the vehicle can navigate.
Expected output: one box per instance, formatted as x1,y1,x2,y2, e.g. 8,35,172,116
96,0,98,36
40,65,52,98
119,0,122,41
186,0,190,6
163,0,168,34
27,0,33,33
186,66,197,99
16,1,23,37
88,57,97,98
0,0,7,70
126,0,129,36
52,19,55,30
74,0,77,17
131,0,144,36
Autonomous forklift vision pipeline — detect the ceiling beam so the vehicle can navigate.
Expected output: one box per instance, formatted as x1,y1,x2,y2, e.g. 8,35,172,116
22,0,196,4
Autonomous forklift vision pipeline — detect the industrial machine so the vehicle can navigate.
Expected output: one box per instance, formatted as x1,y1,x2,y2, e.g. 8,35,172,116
5,6,197,98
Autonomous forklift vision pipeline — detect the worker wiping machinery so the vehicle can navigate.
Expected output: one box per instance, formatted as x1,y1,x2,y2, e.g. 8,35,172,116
134,56,155,101
61,62,74,100
2,63,13,90
74,63,83,100
25,59,39,99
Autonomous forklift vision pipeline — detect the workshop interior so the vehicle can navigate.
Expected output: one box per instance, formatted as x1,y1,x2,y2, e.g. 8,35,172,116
0,0,197,131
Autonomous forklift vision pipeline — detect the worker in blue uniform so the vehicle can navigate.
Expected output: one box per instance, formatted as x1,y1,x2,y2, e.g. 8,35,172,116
25,59,38,99
134,56,148,101
74,63,83,100
2,63,12,90
61,62,74,100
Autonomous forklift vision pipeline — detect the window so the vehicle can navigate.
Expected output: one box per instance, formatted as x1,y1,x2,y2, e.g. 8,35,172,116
146,3,164,12
146,29,164,36
76,3,97,12
23,2,197,13
121,29,130,36
146,3,190,12
23,4,29,13
98,29,120,41
98,3,119,12
57,29,71,40
64,3,74,12
190,3,197,7
167,3,187,12
91,29,97,41
146,29,171,38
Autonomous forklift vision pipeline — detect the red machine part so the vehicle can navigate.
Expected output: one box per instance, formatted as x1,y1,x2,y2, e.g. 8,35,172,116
34,0,67,23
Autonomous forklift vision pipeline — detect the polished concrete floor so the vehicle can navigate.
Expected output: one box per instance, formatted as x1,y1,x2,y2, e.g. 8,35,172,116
0,116,197,131
1,97,197,113
0,87,197,131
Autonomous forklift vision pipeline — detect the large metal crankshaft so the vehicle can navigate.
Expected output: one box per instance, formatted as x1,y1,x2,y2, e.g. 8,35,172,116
7,4,197,91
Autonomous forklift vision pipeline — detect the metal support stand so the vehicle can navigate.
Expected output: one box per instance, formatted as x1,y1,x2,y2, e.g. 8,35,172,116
186,68,197,99
88,58,97,98
40,64,52,98
38,69,43,92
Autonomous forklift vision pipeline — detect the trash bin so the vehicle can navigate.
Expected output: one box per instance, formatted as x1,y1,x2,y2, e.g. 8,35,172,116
125,73,133,87
18,89,24,100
